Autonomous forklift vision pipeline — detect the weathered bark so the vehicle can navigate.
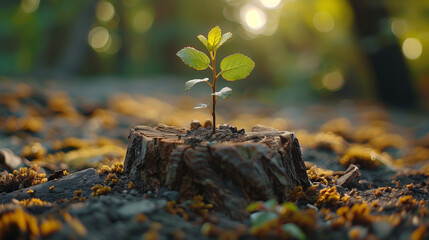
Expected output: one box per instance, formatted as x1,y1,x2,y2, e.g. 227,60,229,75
124,124,311,219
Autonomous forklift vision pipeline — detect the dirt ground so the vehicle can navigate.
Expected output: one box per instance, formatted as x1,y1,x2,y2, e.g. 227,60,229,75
1,79,429,240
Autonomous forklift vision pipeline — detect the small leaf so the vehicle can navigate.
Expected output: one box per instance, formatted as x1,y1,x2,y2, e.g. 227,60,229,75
185,78,209,91
280,202,298,212
194,103,209,109
215,32,232,50
281,223,306,240
220,53,255,81
207,26,222,51
246,201,264,213
264,199,278,210
211,87,232,99
250,212,278,229
177,47,210,70
197,35,209,50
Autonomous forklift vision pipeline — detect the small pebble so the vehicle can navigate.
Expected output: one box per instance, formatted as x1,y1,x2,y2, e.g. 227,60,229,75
190,120,201,130
162,191,180,201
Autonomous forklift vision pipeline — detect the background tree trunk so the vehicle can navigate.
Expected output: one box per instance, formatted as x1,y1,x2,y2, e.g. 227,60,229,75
348,0,418,108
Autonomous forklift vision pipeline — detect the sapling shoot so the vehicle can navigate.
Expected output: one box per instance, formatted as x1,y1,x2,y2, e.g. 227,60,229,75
177,26,255,134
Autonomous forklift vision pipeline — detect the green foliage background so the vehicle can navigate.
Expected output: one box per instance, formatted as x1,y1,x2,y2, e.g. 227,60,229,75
0,0,428,105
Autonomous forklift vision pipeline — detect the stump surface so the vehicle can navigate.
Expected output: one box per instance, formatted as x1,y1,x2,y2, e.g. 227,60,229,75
124,124,311,219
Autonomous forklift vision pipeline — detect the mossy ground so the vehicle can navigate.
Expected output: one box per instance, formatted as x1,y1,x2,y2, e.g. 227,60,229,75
0,81,428,240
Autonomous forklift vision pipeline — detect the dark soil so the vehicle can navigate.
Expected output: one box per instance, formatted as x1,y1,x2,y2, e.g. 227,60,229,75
184,125,246,145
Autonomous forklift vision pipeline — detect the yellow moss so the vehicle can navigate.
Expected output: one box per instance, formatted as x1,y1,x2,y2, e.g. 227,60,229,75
21,142,47,160
190,195,213,214
19,198,51,208
134,213,147,223
307,165,334,185
288,186,306,202
97,162,124,175
91,109,117,129
0,165,48,192
40,219,62,237
316,186,340,207
340,145,392,169
27,189,35,195
91,184,111,197
319,118,352,139
104,173,118,184
0,208,40,239
352,125,385,143
410,225,427,240
368,133,407,151
5,116,45,133
63,212,86,237
397,195,417,207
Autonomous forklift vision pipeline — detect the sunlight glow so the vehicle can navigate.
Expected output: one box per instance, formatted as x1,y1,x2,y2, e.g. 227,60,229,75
260,0,282,9
241,5,267,33
96,1,115,22
313,11,335,33
88,26,110,51
20,0,40,13
402,38,423,60
322,70,344,91
133,9,154,33
391,18,408,38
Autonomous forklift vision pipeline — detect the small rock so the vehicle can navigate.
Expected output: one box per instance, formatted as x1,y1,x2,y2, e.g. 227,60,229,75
0,148,29,171
190,120,201,130
0,168,101,203
203,120,213,128
334,185,347,195
372,221,393,239
130,189,138,196
336,164,361,188
162,191,179,201
118,199,166,218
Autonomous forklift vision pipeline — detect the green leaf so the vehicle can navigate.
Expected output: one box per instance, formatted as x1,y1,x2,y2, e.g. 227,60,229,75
264,199,278,210
207,26,221,51
197,35,209,50
215,32,232,50
281,223,306,240
220,53,255,81
194,103,209,109
246,201,264,213
281,202,299,212
211,87,231,99
177,47,210,70
185,78,209,91
250,212,278,229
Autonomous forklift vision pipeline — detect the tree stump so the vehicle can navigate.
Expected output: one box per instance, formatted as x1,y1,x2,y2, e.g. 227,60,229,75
124,124,312,219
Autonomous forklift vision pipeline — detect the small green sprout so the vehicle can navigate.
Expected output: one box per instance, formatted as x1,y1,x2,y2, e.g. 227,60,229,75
177,26,255,134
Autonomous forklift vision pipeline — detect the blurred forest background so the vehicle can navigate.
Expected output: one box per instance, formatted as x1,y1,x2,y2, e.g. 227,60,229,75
0,0,428,109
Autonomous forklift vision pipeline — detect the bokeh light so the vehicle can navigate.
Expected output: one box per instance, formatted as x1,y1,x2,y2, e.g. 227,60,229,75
322,70,344,91
132,9,154,33
391,18,408,38
260,0,282,9
20,0,40,13
96,1,115,22
240,5,267,33
88,26,110,52
313,11,335,33
402,38,423,60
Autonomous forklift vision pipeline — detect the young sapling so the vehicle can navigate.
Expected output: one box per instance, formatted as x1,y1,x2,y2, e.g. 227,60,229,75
177,26,255,134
